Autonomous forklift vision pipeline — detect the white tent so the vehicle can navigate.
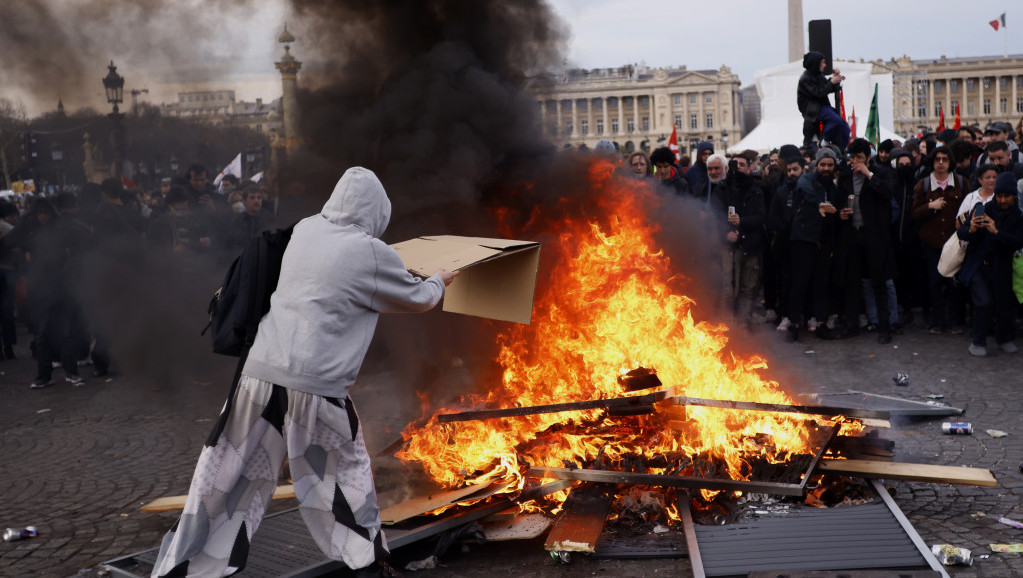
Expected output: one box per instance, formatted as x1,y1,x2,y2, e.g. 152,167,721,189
730,60,903,154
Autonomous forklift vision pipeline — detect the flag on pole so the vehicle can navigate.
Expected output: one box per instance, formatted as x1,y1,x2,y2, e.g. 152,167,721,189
990,13,1006,31
250,171,264,183
213,153,242,188
668,125,681,163
936,104,945,132
839,90,847,122
953,103,961,130
849,107,857,139
865,84,880,149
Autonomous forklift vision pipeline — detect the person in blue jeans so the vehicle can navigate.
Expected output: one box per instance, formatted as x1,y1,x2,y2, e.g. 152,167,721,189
797,51,850,153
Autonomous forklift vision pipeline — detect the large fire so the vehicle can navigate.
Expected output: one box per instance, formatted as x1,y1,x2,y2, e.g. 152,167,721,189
397,157,816,499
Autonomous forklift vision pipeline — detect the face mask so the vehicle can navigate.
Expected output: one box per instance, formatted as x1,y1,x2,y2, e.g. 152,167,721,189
232,202,245,213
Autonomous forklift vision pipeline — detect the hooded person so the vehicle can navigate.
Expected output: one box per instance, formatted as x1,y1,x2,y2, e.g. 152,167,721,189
151,167,459,578
685,141,715,197
797,51,849,153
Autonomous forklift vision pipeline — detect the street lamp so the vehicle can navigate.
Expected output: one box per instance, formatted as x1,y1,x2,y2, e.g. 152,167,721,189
103,61,126,179
245,148,257,178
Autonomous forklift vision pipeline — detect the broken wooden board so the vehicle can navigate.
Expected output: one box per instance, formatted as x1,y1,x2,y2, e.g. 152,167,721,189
544,483,615,553
140,485,296,513
380,479,511,524
435,387,677,423
670,396,890,419
482,513,552,541
818,459,997,487
808,390,965,417
529,466,809,496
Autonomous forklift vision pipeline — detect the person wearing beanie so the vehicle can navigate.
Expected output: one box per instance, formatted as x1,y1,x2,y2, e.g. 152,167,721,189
593,139,617,155
956,171,1023,356
797,51,849,152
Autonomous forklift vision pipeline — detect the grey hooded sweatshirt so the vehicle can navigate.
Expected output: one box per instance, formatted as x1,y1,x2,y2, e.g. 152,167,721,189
242,167,445,397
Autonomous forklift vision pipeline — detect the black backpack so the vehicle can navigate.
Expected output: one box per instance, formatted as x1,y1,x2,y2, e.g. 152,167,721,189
203,224,295,357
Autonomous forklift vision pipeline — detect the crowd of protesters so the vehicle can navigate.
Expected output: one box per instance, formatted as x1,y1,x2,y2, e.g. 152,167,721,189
0,164,278,388
608,116,1023,356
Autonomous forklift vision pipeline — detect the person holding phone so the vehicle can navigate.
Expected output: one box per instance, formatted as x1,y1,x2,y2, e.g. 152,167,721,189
956,172,1023,357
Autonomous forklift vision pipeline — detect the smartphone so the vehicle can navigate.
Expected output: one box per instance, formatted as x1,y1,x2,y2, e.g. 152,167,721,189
975,203,985,219
728,206,736,215
847,194,855,207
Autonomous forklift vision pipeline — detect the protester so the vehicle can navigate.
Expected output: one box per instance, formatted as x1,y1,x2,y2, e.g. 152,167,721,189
685,141,715,196
627,151,653,179
786,147,842,342
912,146,967,334
768,156,805,332
834,138,896,344
958,164,999,222
0,201,19,359
717,156,765,323
797,51,848,152
150,167,459,578
650,146,689,195
957,172,1023,356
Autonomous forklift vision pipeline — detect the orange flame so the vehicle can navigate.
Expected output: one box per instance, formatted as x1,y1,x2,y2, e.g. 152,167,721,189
398,157,813,496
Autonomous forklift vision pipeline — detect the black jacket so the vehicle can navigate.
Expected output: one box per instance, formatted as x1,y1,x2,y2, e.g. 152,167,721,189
797,51,841,123
835,162,897,282
716,172,765,256
791,171,841,245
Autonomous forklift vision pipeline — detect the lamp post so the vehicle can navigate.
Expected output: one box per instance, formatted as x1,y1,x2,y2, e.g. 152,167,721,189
50,141,64,193
245,148,257,179
721,129,729,154
102,61,125,179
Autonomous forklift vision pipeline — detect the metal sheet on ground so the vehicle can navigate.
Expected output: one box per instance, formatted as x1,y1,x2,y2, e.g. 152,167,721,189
808,391,964,416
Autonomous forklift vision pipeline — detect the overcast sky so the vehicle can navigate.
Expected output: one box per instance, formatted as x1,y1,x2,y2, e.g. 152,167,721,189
550,0,1019,84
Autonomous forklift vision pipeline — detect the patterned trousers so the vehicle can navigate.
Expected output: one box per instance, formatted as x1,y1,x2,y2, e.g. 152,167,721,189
151,376,387,577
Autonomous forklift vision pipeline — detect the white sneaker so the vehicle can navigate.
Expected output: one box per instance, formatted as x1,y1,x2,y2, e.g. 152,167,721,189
968,344,987,357
776,317,792,332
65,375,85,386
1000,342,1019,354
827,314,839,330
808,317,819,332
764,309,778,323
30,379,53,389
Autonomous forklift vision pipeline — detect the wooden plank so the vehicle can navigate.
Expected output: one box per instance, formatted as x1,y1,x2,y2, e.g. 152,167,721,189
529,467,807,496
679,492,705,578
435,387,677,423
544,483,614,553
671,396,890,419
380,480,510,524
140,485,296,513
819,459,997,487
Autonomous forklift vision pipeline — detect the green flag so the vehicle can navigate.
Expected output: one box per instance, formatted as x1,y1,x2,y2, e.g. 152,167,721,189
865,83,880,149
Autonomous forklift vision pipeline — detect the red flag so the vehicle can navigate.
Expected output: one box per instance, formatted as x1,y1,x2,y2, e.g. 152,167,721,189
953,103,961,130
990,13,1006,30
839,90,847,122
936,103,946,132
121,175,136,189
849,107,857,139
668,125,681,163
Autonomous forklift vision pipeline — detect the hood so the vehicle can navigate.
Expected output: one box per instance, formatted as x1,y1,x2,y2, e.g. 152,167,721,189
803,51,825,71
696,141,714,161
321,167,392,238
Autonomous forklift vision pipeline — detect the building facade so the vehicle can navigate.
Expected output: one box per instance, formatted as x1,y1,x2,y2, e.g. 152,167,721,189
885,54,1023,136
160,90,279,134
528,64,742,156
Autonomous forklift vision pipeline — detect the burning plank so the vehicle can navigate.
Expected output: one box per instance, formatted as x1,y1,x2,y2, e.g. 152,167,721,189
544,483,615,554
434,387,676,423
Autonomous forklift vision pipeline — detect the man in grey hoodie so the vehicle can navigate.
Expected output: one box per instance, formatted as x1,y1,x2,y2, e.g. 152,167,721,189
152,167,458,577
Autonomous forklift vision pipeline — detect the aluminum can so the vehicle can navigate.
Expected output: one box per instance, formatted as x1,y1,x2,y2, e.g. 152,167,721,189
3,526,38,542
892,372,909,386
942,422,973,435
931,544,972,566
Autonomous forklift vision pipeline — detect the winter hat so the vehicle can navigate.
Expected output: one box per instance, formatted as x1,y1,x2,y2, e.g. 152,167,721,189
779,144,801,163
815,147,838,163
994,172,1018,196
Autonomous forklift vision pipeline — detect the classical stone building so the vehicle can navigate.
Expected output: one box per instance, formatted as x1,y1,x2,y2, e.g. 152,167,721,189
528,64,742,155
882,54,1023,136
160,90,279,134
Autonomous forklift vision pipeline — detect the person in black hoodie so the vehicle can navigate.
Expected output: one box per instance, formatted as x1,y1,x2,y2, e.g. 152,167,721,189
957,172,1023,356
768,155,806,331
834,138,897,343
889,148,926,326
797,51,849,152
685,141,715,200
716,156,765,322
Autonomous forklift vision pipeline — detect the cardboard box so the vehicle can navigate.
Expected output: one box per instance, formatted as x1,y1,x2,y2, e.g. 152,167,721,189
391,235,541,324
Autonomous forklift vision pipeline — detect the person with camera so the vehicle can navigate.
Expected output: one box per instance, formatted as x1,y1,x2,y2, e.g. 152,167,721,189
797,52,849,152
957,172,1023,356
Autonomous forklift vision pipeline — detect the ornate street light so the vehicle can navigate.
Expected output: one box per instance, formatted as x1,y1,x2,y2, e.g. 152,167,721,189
103,61,124,113
103,61,126,178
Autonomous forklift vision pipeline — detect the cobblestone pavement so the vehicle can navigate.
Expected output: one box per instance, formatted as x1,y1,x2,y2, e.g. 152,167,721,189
1,318,1022,577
